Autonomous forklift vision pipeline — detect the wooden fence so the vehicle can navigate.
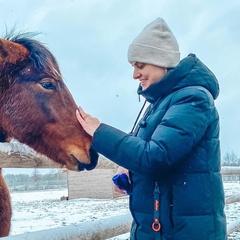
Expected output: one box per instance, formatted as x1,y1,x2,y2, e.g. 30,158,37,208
0,141,62,169
222,166,240,236
0,141,240,239
0,214,132,240
67,156,121,199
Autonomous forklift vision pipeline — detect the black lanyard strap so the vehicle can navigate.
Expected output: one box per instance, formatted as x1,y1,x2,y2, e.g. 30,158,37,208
130,100,147,134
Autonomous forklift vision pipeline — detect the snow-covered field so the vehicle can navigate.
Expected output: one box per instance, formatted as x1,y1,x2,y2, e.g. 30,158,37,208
7,182,240,239
9,189,130,239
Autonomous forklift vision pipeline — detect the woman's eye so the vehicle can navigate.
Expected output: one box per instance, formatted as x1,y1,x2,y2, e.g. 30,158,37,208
136,63,144,69
40,82,56,90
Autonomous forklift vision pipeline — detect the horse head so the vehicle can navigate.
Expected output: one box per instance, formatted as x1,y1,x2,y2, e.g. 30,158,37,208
0,32,98,171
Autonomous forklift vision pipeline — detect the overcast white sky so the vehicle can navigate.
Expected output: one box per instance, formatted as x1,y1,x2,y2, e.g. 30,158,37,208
1,0,240,158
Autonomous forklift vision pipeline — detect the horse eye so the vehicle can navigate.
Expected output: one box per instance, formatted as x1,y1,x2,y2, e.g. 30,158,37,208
40,82,56,90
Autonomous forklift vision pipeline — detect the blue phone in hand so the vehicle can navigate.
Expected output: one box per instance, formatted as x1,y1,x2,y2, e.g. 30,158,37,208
112,173,131,195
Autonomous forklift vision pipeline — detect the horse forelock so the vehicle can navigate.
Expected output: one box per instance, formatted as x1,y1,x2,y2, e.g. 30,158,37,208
5,32,62,80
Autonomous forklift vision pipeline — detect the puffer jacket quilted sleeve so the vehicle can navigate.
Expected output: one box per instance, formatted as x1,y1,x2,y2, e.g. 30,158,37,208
92,86,215,177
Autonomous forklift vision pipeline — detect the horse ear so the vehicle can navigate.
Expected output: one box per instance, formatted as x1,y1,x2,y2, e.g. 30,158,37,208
0,38,29,69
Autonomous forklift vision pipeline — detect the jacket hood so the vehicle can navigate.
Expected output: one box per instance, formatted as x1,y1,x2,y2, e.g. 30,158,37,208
138,54,219,103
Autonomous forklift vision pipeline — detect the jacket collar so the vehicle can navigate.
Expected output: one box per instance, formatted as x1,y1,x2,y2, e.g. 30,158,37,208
137,54,198,103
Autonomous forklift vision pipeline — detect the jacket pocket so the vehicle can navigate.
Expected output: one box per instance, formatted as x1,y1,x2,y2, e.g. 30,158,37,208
172,173,212,216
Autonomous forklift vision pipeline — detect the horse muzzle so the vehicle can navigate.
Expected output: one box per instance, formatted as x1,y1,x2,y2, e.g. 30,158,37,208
77,147,99,171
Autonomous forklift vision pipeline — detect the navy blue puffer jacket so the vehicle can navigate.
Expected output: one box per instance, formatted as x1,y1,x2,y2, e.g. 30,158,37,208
91,54,227,240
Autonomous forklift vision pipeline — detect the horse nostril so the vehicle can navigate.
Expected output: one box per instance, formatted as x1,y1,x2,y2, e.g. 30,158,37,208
0,129,7,142
89,147,99,169
77,148,99,171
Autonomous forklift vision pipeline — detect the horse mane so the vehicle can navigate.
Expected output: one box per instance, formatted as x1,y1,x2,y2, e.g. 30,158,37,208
3,30,61,78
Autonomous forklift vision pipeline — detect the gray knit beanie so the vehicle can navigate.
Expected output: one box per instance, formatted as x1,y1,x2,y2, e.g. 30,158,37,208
128,17,180,68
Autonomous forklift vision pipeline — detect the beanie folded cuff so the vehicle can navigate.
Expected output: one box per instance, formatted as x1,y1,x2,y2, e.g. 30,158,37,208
128,43,180,68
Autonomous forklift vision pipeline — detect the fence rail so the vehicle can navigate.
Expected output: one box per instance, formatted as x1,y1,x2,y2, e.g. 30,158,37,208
0,141,63,169
221,166,240,175
1,214,132,240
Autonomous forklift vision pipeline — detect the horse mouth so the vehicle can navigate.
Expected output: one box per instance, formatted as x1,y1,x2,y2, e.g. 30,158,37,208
72,147,99,171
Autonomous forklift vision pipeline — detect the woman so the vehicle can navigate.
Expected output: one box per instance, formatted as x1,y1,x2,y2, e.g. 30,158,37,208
76,18,227,240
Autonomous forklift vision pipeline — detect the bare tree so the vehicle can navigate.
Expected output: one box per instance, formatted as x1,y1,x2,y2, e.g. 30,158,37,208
32,169,41,187
222,151,239,166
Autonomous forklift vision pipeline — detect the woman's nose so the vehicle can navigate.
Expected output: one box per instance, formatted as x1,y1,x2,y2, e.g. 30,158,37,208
133,69,141,79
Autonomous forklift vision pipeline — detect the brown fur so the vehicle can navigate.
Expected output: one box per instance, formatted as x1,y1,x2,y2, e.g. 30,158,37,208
0,169,11,237
0,34,98,236
0,39,29,68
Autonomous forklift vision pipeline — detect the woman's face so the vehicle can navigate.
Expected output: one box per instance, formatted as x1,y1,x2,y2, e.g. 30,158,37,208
131,62,166,90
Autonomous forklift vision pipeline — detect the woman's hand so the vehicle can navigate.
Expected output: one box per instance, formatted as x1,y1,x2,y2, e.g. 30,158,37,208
76,107,101,137
113,166,130,195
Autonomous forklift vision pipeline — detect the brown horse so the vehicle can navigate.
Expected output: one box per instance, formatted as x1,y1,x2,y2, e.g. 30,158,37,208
0,32,98,237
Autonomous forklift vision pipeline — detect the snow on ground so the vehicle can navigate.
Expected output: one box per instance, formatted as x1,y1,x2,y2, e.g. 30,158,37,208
223,182,240,240
10,189,129,238
7,182,240,239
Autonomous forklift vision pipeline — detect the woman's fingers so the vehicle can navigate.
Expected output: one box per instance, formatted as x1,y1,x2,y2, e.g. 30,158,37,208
78,107,86,119
76,108,84,123
75,107,101,137
76,107,90,122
